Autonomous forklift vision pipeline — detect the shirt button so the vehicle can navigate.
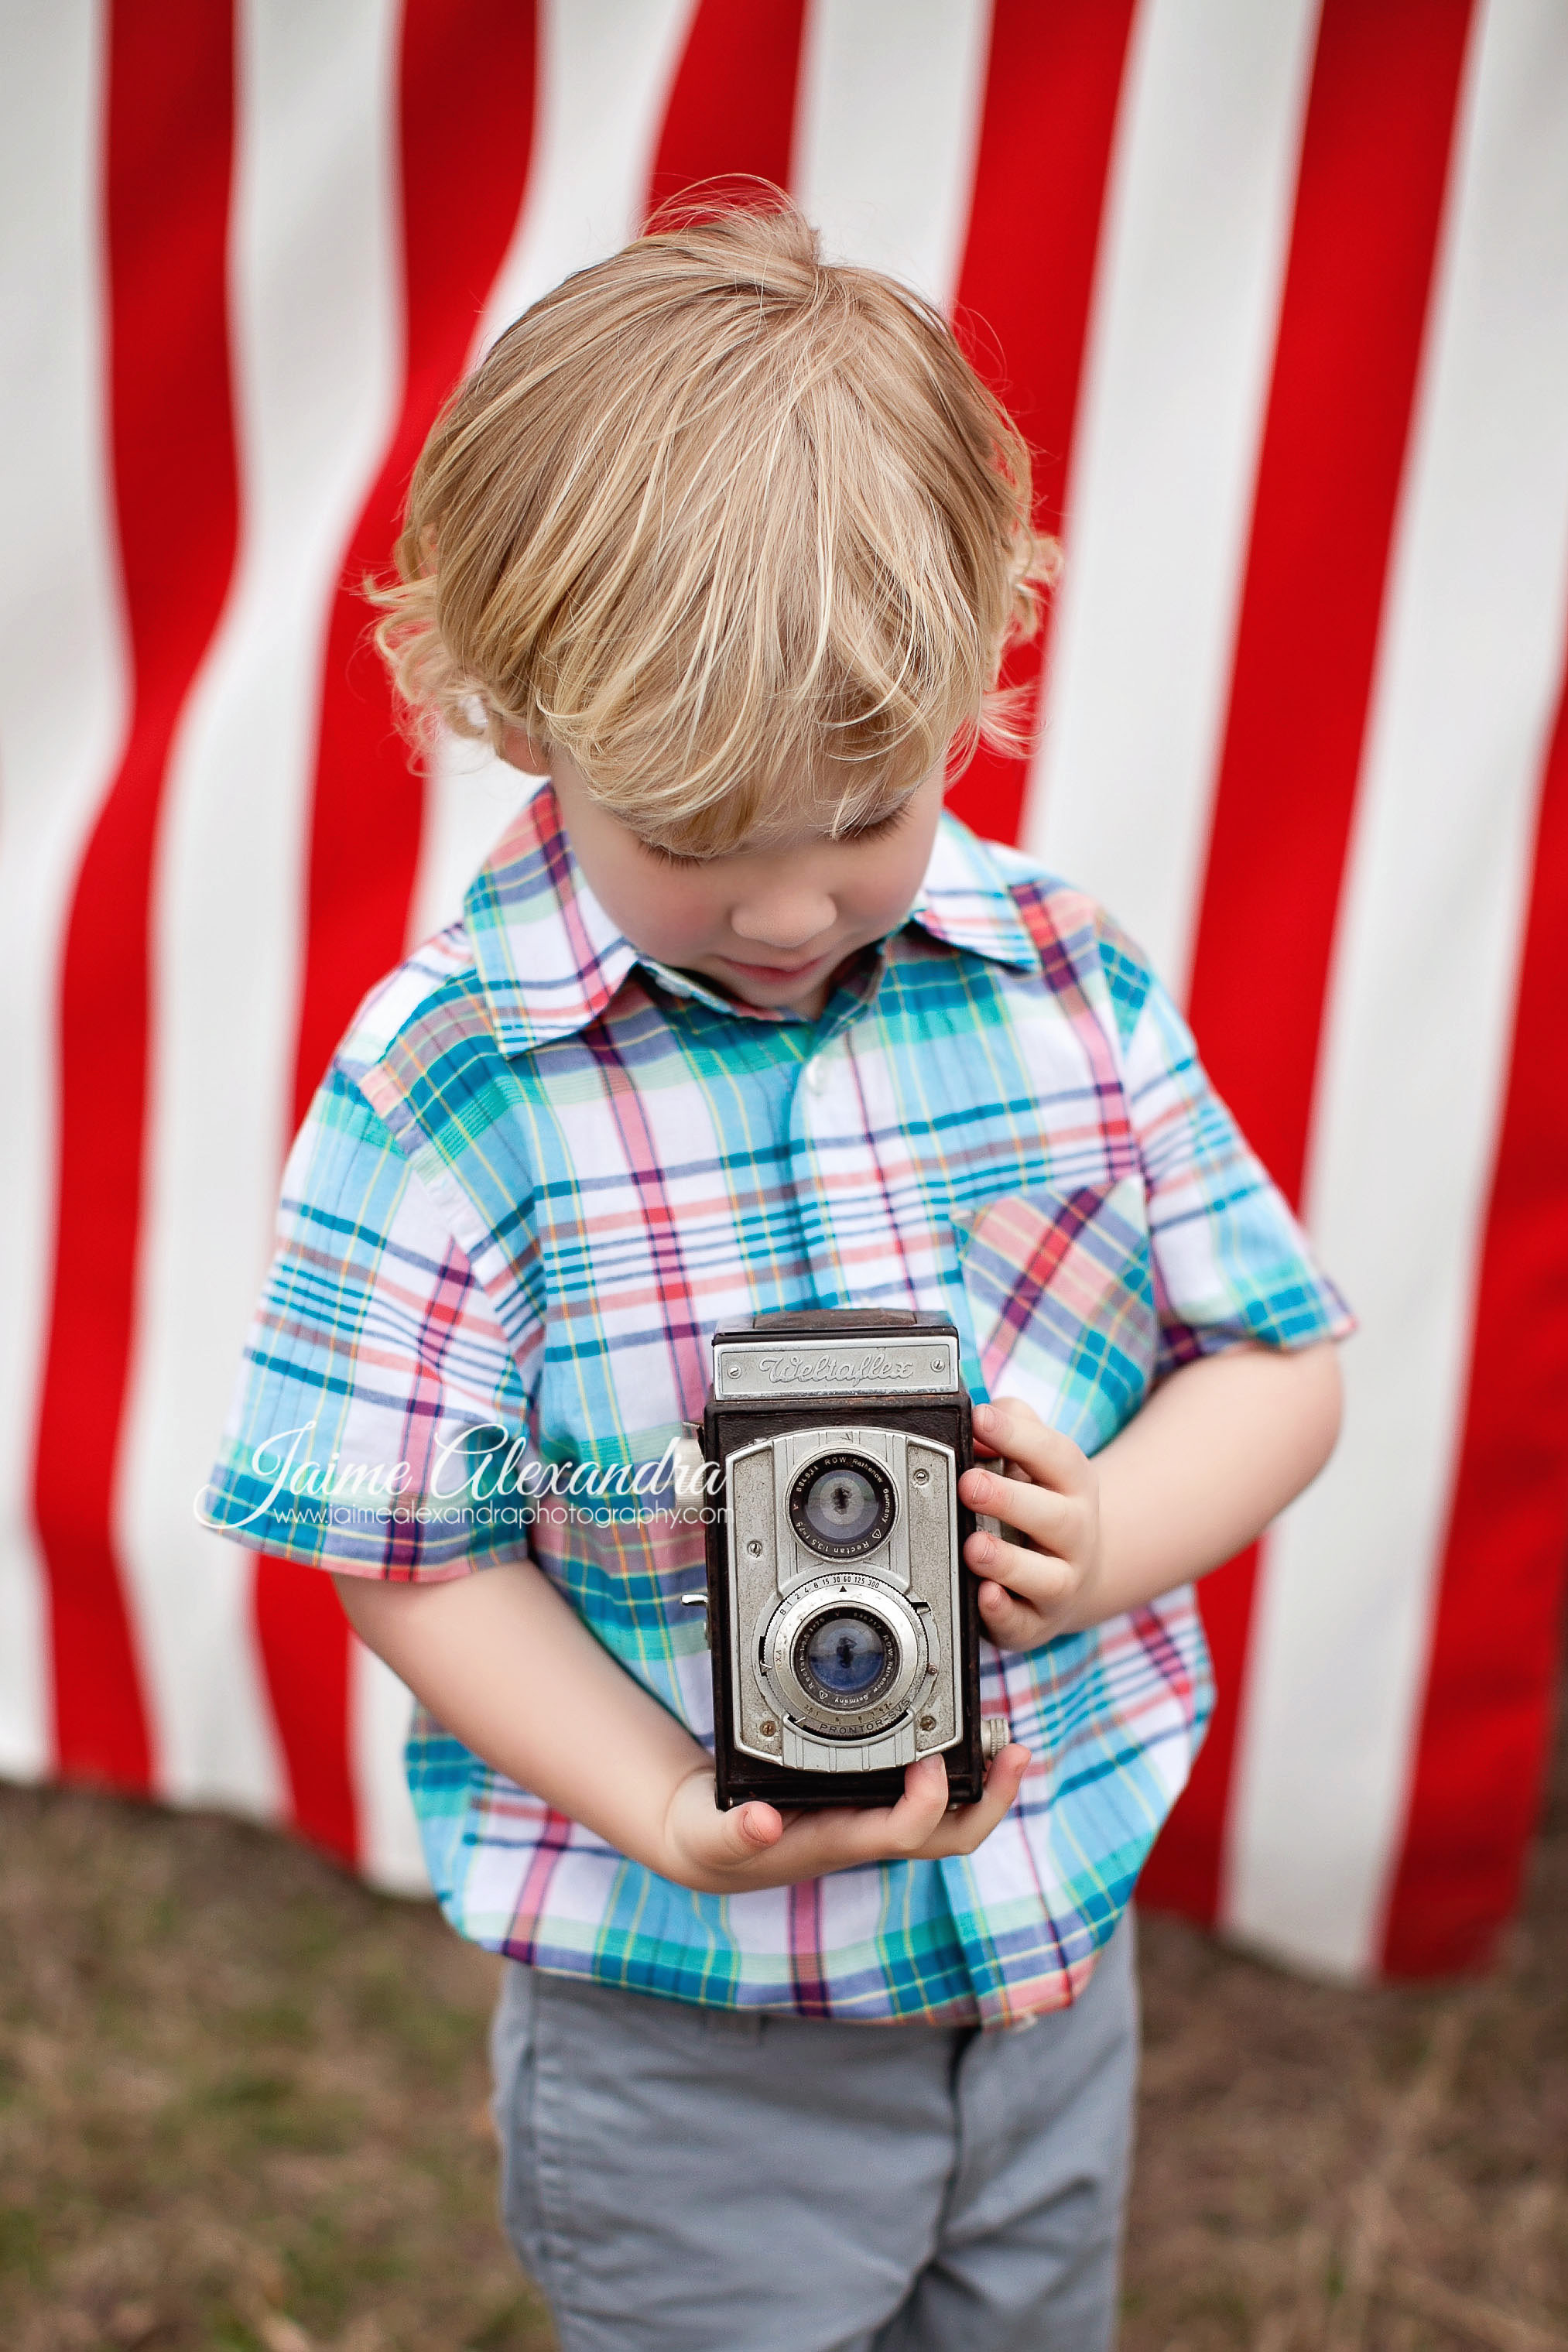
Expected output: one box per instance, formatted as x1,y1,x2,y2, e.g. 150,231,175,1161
804,1054,828,1092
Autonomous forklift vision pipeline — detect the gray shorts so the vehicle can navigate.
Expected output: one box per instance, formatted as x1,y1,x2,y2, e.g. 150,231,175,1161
489,1910,1138,2352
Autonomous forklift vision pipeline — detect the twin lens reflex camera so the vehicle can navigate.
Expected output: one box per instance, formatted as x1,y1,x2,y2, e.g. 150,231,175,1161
684,1308,1011,1811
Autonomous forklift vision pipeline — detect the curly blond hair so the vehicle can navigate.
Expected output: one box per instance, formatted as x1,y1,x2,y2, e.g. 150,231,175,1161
372,198,1053,853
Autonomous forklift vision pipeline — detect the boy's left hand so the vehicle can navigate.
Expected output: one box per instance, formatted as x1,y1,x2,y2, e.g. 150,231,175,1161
958,1398,1103,1648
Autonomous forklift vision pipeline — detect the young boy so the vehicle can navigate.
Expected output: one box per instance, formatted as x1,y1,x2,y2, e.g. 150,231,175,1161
205,204,1350,2351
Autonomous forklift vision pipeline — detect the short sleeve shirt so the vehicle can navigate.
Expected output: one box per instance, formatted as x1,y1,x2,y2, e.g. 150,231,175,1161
203,784,1353,2025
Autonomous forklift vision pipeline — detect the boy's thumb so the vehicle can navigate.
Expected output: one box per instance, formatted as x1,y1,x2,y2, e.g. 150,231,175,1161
731,1801,783,1854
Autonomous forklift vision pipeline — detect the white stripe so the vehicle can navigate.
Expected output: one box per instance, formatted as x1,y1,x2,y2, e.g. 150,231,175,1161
1025,0,1320,1001
0,4,128,1781
116,0,403,1812
351,1639,431,1894
409,0,994,940
471,0,697,359
792,0,992,310
406,744,532,950
408,0,697,944
1225,0,1568,1978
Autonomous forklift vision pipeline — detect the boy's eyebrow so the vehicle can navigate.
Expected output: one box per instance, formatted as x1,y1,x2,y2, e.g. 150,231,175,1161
632,784,921,864
636,835,719,865
834,799,914,835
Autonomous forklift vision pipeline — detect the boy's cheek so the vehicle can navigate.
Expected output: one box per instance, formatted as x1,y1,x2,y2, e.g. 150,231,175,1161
577,861,718,964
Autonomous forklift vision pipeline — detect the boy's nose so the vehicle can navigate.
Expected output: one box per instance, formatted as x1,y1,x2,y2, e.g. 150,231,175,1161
729,890,837,951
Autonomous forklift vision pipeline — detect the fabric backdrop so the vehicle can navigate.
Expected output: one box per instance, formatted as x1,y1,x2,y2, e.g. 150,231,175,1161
3,0,1566,1982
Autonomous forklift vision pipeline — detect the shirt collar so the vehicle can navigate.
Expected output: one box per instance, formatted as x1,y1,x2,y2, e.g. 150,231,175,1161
464,781,1040,1057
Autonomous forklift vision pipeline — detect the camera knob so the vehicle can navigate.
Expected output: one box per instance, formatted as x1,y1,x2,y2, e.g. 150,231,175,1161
980,1716,1012,1763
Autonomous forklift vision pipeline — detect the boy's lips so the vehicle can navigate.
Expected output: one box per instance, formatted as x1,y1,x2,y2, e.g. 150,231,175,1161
715,950,834,984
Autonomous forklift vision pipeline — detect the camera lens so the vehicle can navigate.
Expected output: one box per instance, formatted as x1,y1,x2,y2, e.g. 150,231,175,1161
788,1452,896,1559
793,1607,896,1710
805,1614,886,1693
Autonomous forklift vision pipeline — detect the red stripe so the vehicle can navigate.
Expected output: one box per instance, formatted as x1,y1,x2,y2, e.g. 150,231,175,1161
1380,625,1568,1974
256,0,538,1866
252,1556,360,1865
944,0,1136,850
788,1876,831,2018
646,0,808,217
288,0,537,1128
1138,0,1476,1927
32,3,239,1792
501,1806,575,1961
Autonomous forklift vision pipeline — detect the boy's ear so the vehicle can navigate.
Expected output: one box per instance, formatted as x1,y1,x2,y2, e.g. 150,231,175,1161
500,726,551,775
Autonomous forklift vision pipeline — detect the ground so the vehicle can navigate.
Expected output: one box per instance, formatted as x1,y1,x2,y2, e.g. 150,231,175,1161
0,1693,1561,2352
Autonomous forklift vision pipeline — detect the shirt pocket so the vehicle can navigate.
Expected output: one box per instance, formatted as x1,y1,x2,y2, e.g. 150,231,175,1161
952,1174,1159,1454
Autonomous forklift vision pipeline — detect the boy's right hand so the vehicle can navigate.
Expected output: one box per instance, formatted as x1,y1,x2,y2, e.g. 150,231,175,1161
658,1744,1031,1895
334,1560,1029,1900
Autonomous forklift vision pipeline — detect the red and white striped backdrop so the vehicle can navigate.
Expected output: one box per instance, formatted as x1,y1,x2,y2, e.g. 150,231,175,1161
2,0,1565,1981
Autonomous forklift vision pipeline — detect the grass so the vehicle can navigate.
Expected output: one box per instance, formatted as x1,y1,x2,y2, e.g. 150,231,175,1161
0,1689,1561,2351
1124,1685,1566,2351
0,1789,549,2352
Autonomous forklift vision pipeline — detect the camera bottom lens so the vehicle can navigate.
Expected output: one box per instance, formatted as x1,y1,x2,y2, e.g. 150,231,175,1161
793,1607,897,1712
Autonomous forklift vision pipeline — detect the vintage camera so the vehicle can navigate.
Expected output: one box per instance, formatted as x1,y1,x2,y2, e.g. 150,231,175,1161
697,1307,1008,1810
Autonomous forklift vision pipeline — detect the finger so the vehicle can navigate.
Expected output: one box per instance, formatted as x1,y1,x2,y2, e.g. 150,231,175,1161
832,1755,952,1864
882,1752,962,1850
960,1464,1077,1553
710,1799,785,1864
762,1756,951,1877
965,1522,1078,1614
834,1744,1025,1868
921,1742,1031,1855
718,1747,1023,1885
974,1576,1054,1651
971,1400,1090,1495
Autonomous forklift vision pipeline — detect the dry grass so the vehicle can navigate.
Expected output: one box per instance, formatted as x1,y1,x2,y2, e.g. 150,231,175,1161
0,1790,549,2352
0,1693,1560,2352
1124,1689,1566,2352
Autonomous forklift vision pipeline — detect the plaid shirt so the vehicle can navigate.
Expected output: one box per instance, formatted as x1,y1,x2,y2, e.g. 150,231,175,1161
206,783,1351,2025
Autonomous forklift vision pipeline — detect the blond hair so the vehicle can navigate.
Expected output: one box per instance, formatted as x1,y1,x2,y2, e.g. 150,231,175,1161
373,198,1053,852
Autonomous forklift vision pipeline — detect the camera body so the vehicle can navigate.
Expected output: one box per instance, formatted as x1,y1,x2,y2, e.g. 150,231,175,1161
700,1307,998,1810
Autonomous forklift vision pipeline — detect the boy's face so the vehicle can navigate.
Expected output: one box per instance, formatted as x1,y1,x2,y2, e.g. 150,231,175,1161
504,737,947,1021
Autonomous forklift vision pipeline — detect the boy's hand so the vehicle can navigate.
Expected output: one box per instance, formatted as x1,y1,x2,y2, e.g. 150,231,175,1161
337,1558,1029,1906
957,1398,1103,1648
659,1744,1031,1897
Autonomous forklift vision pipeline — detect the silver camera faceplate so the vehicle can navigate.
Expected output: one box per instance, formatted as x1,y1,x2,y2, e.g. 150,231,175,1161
712,1333,959,1401
725,1426,964,1772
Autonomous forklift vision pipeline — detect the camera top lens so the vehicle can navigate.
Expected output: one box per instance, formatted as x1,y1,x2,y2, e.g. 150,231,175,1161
788,1452,896,1559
